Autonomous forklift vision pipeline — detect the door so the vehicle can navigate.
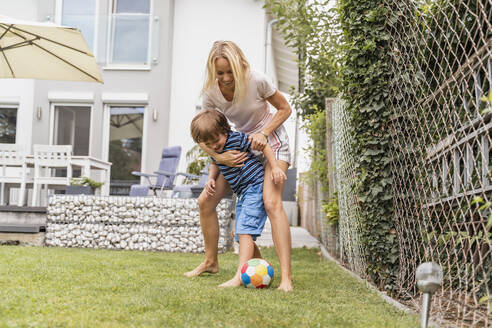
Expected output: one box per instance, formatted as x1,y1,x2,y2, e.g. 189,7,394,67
107,106,144,195
53,105,91,156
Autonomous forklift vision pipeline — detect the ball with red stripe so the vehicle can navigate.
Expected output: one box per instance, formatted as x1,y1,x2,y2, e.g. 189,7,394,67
240,258,274,288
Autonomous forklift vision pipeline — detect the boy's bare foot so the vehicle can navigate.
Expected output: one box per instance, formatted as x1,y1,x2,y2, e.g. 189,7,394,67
277,279,293,292
184,261,218,277
218,277,242,288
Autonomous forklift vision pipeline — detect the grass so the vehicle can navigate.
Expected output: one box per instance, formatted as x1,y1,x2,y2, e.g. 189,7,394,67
0,246,418,327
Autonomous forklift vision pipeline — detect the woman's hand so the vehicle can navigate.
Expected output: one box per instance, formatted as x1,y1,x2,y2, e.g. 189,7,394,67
215,150,248,167
271,166,287,185
205,178,216,196
248,132,268,151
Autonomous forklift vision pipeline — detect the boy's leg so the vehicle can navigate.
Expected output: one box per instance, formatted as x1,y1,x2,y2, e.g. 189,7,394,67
184,173,231,277
219,234,255,287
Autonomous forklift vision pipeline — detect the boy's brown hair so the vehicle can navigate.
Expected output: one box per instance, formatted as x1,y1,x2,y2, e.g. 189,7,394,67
190,109,231,143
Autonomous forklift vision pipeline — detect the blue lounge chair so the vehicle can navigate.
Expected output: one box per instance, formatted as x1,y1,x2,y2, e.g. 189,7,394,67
172,166,209,198
130,146,182,196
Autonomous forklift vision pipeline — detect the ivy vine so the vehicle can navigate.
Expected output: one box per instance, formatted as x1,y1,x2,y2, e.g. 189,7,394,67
264,0,339,195
338,0,398,291
266,0,399,292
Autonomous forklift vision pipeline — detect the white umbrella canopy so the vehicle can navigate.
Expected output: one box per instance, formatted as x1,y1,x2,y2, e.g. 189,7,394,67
0,15,103,83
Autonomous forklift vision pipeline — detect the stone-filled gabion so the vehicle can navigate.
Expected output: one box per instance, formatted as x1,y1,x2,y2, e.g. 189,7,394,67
46,195,234,253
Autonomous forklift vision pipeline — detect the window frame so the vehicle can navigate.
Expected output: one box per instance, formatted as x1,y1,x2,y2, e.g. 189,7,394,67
102,103,148,180
49,102,94,156
0,104,18,144
103,0,154,70
55,0,100,58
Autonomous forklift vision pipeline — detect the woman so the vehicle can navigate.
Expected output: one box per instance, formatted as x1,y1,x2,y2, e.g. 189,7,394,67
184,40,293,292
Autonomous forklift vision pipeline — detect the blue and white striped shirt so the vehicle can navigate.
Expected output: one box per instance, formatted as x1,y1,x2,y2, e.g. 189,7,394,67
213,131,264,196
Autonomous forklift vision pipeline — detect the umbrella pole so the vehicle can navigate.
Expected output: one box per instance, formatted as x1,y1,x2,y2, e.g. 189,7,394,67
0,50,15,77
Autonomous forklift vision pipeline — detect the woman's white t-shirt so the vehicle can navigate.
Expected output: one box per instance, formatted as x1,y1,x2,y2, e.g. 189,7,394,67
202,70,276,135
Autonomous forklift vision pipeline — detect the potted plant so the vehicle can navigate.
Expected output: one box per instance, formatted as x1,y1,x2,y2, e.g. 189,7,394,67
66,177,104,195
185,144,209,175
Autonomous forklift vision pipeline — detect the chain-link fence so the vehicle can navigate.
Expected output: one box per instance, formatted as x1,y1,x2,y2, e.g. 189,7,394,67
332,99,367,278
386,0,491,326
330,1,491,326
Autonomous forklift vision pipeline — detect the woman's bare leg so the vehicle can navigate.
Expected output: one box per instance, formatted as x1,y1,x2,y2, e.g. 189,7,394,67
263,160,293,291
184,174,231,277
253,242,262,259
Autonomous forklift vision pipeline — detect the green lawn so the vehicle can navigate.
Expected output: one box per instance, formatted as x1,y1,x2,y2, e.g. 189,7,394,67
0,246,418,328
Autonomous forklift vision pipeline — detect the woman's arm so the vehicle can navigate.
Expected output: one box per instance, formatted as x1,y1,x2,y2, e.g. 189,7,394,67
198,142,248,168
263,90,292,136
249,90,292,150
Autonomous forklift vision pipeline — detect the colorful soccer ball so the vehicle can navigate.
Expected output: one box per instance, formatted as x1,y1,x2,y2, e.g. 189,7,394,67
240,258,274,288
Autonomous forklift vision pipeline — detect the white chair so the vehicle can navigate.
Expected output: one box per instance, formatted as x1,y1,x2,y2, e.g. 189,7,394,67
31,144,72,206
0,144,29,206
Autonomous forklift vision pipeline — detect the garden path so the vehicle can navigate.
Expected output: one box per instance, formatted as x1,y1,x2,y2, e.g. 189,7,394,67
256,221,320,248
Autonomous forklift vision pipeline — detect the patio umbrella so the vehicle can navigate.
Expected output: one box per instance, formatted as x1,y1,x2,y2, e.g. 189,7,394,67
0,15,103,83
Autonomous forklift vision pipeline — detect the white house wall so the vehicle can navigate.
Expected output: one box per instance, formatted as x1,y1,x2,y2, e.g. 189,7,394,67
1,0,176,178
1,0,307,189
168,0,267,172
0,80,35,152
0,0,40,21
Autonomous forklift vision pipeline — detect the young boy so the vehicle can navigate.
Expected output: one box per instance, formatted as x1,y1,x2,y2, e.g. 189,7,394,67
190,109,286,287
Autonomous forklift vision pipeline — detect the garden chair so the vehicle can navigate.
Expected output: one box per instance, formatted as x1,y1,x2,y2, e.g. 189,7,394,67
130,146,182,196
31,144,73,206
171,166,209,198
0,144,30,206
171,165,233,199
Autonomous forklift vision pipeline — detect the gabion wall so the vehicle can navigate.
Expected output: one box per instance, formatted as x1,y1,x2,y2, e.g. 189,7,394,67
46,195,234,253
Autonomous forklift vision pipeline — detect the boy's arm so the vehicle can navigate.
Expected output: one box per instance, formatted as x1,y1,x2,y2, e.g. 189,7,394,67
208,162,220,180
261,143,277,166
204,162,220,196
261,144,287,184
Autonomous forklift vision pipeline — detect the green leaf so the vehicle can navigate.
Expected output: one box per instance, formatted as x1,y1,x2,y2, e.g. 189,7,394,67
480,91,492,103
471,196,484,205
479,295,491,303
479,202,492,210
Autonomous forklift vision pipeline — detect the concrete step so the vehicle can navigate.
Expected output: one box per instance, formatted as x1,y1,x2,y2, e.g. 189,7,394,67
0,206,47,246
0,206,46,226
0,224,45,233
0,232,45,246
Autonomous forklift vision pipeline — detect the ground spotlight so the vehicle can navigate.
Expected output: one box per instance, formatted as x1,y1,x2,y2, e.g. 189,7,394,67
416,262,443,328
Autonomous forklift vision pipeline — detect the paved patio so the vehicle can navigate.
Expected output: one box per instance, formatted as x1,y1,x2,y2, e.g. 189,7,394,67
256,221,319,248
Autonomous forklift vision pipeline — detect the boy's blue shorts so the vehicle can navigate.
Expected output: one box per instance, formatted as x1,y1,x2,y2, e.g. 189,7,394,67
234,182,267,242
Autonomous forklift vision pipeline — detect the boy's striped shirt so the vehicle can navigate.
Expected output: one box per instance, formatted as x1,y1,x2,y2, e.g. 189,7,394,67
213,131,264,195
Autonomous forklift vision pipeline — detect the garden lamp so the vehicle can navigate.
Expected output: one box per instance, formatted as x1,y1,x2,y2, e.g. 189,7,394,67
416,262,443,328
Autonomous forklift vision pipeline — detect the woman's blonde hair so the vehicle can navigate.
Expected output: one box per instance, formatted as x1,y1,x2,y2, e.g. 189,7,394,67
202,40,250,104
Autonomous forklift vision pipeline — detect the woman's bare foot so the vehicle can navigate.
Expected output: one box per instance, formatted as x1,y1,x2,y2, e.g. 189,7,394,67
218,276,242,288
184,261,218,277
277,279,293,292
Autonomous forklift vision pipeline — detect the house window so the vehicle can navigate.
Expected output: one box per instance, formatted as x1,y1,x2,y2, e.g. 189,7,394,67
109,0,151,65
109,106,143,181
0,107,17,144
53,105,91,156
61,0,97,52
